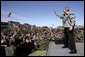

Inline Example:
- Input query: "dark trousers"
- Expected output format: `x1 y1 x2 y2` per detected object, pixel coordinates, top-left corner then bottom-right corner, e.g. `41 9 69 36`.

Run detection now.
63 27 76 51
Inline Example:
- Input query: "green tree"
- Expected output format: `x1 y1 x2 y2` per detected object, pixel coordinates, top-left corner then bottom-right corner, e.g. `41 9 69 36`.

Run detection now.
42 26 48 28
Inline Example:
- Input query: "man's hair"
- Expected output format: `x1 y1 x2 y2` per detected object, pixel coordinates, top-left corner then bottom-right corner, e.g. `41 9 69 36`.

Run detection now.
64 7 70 11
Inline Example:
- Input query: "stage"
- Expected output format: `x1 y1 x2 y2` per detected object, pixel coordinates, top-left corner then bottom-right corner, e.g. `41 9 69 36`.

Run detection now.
47 41 84 56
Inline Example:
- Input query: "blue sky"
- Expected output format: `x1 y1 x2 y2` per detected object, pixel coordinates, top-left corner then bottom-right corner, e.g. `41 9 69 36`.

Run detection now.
1 1 84 27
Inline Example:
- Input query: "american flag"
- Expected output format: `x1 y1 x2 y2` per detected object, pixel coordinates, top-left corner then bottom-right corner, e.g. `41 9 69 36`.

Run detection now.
13 24 19 28
5 12 11 19
74 25 78 29
52 24 55 28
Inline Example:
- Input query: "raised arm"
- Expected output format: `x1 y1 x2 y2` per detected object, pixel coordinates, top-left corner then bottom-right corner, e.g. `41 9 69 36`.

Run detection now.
54 8 64 19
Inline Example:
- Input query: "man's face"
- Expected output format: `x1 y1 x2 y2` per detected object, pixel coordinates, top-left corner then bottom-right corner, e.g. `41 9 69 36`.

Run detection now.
63 8 67 13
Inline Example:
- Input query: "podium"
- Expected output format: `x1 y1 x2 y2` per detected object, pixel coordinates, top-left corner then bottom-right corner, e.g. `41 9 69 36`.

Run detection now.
55 38 64 44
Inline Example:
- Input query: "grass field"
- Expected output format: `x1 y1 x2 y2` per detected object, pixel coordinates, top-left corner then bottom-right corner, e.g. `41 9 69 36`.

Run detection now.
28 50 47 56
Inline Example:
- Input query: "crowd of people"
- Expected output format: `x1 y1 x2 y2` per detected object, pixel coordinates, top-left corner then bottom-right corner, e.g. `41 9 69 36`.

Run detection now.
1 21 84 56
